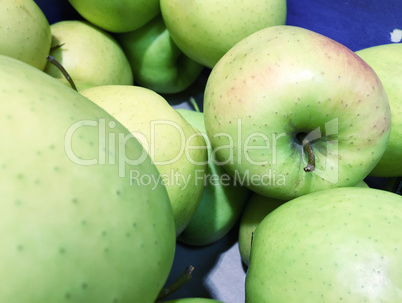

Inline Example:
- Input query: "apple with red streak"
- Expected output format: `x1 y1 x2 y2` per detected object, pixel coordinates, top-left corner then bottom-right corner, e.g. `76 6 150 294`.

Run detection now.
204 25 391 200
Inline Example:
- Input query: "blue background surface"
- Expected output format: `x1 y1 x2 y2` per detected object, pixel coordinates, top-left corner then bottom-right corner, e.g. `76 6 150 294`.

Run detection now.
286 0 402 51
35 0 402 51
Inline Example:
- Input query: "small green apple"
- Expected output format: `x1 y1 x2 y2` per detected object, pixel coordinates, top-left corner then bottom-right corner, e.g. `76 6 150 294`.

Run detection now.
44 20 133 90
67 0 160 33
245 187 402 302
0 0 51 70
80 85 208 236
117 14 204 94
204 25 391 200
0 54 175 302
356 43 402 177
160 0 286 68
176 108 250 246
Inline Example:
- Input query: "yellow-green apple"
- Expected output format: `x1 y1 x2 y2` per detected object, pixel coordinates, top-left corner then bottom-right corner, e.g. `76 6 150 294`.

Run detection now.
117 14 204 94
204 25 391 200
44 20 133 91
238 180 368 266
80 85 208 236
160 0 287 68
176 109 250 246
0 55 175 303
0 0 51 70
355 43 402 177
245 187 402 302
67 0 160 33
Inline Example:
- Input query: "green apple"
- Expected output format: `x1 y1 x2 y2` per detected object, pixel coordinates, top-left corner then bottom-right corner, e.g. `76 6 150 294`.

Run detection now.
44 20 133 91
160 0 286 68
163 299 223 303
0 0 51 70
355 43 402 177
204 25 391 200
176 108 250 246
67 0 160 33
239 180 368 266
117 14 204 94
80 85 208 236
0 55 175 302
245 187 402 302
238 192 285 266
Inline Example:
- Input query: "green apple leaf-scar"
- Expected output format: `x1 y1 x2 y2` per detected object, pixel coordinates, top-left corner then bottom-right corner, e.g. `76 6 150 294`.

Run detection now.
46 55 77 91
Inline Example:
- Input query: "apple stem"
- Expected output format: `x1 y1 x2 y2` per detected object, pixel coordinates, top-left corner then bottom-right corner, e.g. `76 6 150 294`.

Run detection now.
189 97 201 112
50 43 65 52
297 133 315 173
303 143 315 172
155 265 194 301
46 55 77 91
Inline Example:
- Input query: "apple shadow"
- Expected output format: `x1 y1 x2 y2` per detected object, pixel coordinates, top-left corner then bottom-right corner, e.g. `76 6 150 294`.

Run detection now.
160 223 240 301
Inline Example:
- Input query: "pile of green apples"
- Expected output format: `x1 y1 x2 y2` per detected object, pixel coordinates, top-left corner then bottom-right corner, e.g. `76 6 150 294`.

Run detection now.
1 0 401 302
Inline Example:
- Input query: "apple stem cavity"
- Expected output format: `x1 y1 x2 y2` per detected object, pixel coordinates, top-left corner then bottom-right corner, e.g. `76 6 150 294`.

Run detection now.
156 265 195 301
189 96 201 112
297 133 316 173
46 55 77 91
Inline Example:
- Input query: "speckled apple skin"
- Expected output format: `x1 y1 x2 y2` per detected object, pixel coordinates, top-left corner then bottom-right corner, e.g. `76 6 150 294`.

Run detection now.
81 86 208 236
356 43 402 177
239 181 367 266
160 0 287 68
245 187 402 303
0 55 175 303
204 25 391 200
0 0 51 70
